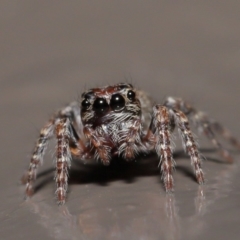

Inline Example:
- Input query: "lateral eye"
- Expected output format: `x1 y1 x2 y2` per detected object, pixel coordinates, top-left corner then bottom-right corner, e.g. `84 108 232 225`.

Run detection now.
81 99 91 110
110 94 125 111
127 90 135 100
93 98 109 113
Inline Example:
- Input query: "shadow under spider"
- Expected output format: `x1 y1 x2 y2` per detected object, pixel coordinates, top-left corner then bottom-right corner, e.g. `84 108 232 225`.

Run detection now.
32 148 232 194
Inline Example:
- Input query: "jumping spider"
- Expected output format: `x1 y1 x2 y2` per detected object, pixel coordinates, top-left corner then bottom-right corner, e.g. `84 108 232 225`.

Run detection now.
22 83 240 204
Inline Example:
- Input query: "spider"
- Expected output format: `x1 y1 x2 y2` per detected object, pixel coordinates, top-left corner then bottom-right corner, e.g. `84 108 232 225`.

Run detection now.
22 83 240 204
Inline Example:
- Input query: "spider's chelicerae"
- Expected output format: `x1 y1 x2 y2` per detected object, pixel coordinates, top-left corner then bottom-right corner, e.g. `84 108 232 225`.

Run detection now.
23 83 240 204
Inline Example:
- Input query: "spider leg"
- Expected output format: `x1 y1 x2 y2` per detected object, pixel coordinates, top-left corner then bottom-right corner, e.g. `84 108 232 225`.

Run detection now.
23 102 85 202
23 119 55 197
210 120 240 149
192 112 234 162
171 108 204 184
57 101 90 159
58 101 83 134
152 105 175 191
55 118 77 204
164 97 238 162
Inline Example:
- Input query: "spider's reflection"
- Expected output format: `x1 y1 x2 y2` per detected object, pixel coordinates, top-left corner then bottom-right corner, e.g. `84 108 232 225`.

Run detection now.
24 152 237 240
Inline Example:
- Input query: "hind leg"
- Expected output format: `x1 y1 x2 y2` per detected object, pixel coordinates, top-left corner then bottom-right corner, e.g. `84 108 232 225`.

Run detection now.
164 97 240 162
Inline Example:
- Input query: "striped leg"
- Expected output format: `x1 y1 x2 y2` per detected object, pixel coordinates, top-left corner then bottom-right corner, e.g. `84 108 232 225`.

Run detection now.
194 112 233 163
24 120 54 197
171 109 204 184
55 118 76 204
210 120 240 149
23 102 83 201
153 105 175 191
164 97 237 163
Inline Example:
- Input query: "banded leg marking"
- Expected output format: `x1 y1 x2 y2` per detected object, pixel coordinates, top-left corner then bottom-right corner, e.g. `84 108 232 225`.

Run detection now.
25 120 54 197
172 109 204 184
153 105 174 191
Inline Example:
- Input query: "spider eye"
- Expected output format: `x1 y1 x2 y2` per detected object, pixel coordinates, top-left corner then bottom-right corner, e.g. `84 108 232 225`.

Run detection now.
127 90 135 100
93 98 109 114
110 94 125 111
81 99 91 110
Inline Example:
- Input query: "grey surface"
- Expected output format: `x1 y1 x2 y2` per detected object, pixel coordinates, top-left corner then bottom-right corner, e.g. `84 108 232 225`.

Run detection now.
1 1 240 240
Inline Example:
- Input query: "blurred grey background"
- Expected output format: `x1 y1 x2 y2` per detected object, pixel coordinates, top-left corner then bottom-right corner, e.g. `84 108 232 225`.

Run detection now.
1 1 240 240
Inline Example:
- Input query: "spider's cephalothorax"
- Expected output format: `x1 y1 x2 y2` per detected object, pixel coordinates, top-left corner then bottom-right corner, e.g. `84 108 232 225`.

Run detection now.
22 83 240 204
80 83 143 164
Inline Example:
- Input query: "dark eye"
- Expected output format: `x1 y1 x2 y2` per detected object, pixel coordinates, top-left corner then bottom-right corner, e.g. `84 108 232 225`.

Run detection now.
81 99 91 110
110 94 125 111
93 98 109 113
127 90 135 100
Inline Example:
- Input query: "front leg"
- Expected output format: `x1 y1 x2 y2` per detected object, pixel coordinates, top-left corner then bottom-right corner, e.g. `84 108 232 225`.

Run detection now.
152 105 175 191
151 105 204 191
55 118 74 204
23 119 55 197
23 102 84 203
171 109 204 184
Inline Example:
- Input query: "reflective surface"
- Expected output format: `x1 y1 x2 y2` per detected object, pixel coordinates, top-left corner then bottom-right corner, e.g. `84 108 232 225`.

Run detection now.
20 159 240 240
1 1 240 240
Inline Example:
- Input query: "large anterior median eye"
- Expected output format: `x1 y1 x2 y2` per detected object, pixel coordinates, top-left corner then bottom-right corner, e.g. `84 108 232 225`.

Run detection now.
93 98 109 113
110 94 125 111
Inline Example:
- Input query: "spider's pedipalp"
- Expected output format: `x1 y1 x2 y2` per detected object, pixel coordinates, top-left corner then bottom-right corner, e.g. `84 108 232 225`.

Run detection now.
83 126 111 165
171 109 204 184
119 119 142 160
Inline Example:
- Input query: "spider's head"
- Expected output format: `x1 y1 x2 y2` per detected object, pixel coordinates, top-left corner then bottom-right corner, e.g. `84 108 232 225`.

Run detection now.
81 83 141 126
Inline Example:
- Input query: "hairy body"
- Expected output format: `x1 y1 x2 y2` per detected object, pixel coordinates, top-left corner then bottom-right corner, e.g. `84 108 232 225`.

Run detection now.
22 83 240 204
